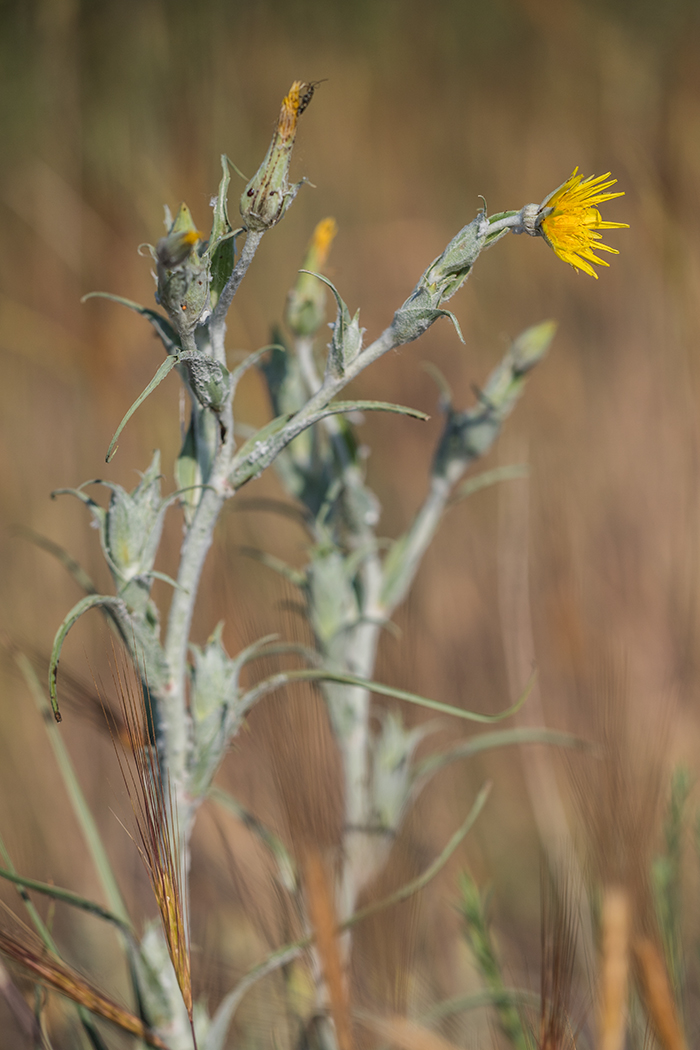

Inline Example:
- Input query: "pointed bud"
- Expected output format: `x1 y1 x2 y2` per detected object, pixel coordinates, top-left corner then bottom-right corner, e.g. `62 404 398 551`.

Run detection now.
155 203 210 334
240 81 316 232
286 217 338 336
390 216 485 345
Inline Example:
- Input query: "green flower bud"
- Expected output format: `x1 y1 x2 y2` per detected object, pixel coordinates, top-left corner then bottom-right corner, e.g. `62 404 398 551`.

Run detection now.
432 321 555 482
189 624 246 796
390 216 486 345
286 217 337 337
103 451 166 584
240 81 316 232
155 203 209 335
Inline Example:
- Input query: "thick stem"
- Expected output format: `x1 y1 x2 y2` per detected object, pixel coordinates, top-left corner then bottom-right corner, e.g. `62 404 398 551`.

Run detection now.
209 230 264 357
162 482 227 781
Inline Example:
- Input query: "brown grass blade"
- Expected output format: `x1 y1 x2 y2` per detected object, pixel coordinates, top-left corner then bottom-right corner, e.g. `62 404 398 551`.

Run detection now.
304 847 353 1050
634 937 687 1050
539 862 578 1050
0 927 169 1048
108 646 193 1020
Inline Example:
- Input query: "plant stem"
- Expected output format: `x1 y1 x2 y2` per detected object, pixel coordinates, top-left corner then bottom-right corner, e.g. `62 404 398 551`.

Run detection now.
210 230 265 356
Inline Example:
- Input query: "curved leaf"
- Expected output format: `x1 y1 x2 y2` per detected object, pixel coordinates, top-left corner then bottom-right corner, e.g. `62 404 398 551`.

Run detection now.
106 355 179 462
239 667 536 725
13 527 98 596
449 464 530 506
229 344 285 397
49 595 128 721
82 292 180 355
414 726 586 782
209 786 297 893
237 547 306 588
231 400 429 489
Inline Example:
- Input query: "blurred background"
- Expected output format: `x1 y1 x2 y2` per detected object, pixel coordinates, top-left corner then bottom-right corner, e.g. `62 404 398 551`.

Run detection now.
2 0 700 1044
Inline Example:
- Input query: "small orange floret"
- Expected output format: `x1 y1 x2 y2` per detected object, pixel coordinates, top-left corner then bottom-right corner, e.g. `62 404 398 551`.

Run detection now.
312 217 338 266
279 80 304 138
278 80 316 138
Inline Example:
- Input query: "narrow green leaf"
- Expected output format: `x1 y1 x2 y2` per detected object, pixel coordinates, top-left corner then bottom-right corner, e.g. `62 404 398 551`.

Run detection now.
237 547 306 588
12 652 131 928
209 154 232 246
49 595 128 721
450 464 530 505
346 782 491 927
81 291 180 355
312 399 428 422
229 345 284 397
106 355 178 462
209 787 297 892
239 667 536 725
13 527 99 596
422 988 540 1022
230 401 428 488
0 868 133 934
137 569 187 592
414 727 586 781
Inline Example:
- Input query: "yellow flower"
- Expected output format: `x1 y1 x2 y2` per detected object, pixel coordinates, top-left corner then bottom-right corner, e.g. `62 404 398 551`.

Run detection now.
539 169 628 278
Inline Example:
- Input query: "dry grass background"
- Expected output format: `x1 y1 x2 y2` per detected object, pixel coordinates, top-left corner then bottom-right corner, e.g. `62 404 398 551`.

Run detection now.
2 0 700 1045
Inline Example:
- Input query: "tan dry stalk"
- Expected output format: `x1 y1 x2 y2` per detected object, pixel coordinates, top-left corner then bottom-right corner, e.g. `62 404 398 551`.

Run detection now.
597 885 630 1050
303 847 353 1050
633 937 687 1050
539 863 578 1050
0 928 168 1048
109 649 193 1019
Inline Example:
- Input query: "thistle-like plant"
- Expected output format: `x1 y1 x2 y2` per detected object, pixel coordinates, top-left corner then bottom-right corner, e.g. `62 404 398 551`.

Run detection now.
1 81 628 1049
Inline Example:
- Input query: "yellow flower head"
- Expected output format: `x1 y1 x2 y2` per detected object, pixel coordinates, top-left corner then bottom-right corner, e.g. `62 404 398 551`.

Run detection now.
539 169 629 278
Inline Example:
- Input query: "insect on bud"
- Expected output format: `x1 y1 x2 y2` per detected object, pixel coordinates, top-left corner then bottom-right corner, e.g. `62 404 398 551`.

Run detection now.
240 80 317 233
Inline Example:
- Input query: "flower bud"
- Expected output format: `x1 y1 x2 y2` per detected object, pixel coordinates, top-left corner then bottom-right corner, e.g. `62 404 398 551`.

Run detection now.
189 623 246 796
286 217 337 337
155 203 210 334
103 451 166 585
240 81 316 232
390 217 485 345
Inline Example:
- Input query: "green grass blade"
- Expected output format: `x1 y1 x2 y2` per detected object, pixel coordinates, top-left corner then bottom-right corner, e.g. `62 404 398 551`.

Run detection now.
0 867 133 934
14 651 131 926
422 988 540 1022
